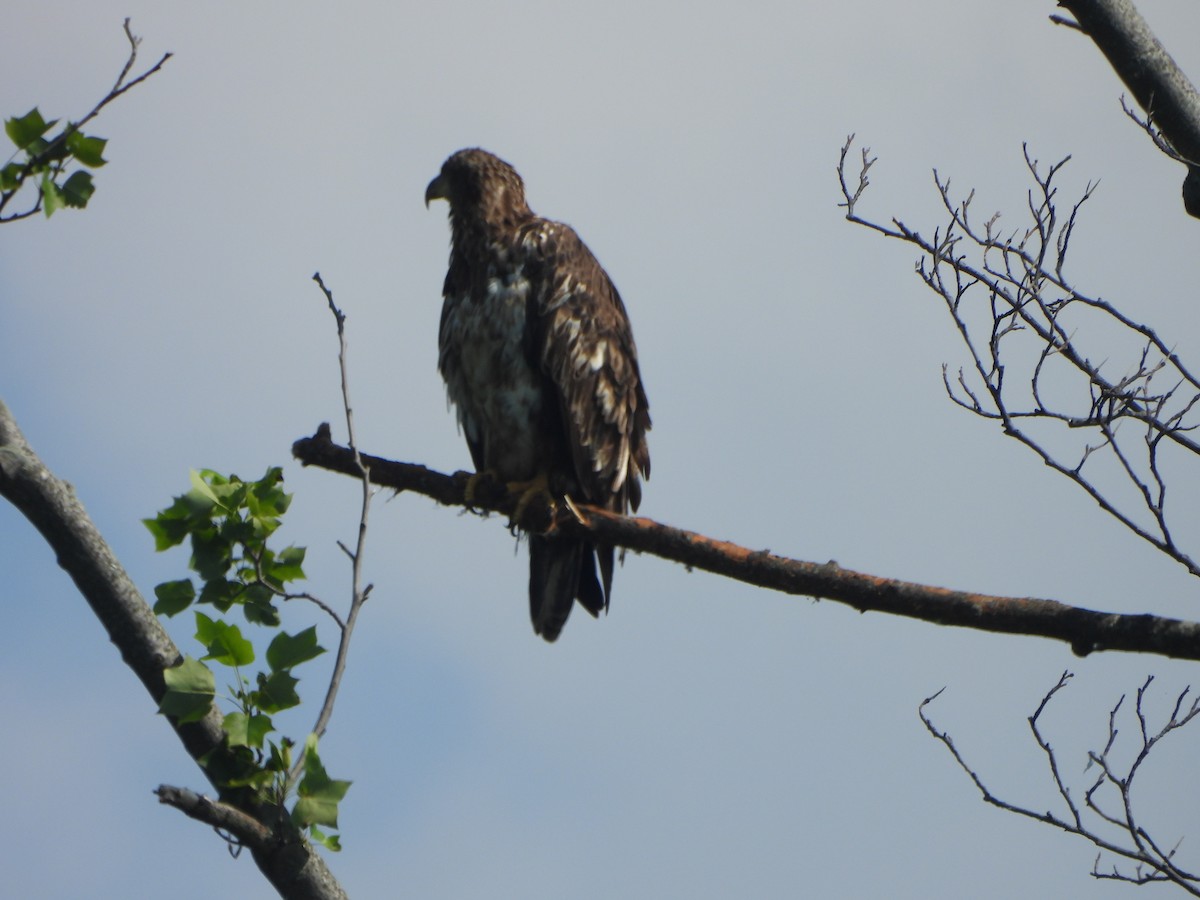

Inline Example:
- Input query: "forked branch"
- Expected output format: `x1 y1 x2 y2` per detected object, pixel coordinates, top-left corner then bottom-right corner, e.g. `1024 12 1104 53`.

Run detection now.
838 135 1200 579
922 673 1200 893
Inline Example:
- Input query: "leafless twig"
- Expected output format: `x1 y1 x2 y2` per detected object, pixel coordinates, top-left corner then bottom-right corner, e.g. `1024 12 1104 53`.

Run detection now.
301 273 375 756
921 674 1200 894
839 136 1200 579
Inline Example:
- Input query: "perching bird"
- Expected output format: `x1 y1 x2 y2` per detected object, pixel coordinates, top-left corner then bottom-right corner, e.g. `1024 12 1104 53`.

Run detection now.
426 148 650 642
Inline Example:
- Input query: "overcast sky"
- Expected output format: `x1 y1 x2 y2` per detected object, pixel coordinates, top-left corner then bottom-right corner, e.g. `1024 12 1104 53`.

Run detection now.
5 2 1200 897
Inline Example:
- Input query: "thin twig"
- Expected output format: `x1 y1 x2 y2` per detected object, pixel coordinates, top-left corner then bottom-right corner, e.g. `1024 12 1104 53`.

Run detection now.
302 273 374 757
838 138 1200 577
921 676 1200 893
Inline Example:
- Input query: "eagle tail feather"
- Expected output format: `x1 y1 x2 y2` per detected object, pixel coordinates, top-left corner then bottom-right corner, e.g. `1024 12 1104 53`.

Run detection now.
577 544 607 618
529 535 582 642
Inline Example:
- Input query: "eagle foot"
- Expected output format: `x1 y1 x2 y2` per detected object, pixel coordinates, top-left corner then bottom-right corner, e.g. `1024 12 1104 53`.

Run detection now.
507 471 557 531
463 469 499 510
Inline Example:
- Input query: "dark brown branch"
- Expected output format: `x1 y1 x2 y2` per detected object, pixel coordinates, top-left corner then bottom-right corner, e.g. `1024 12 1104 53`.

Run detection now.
0 397 346 900
1056 0 1200 216
292 425 1200 662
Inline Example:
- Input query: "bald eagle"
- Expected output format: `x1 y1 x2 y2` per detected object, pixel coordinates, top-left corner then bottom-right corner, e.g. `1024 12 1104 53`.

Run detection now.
426 148 650 642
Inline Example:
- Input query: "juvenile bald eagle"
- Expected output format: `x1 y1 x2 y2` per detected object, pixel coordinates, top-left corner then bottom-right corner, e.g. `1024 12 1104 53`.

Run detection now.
426 148 650 642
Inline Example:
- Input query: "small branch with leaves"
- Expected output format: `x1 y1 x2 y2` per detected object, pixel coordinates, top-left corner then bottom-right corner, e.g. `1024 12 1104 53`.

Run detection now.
143 273 378 854
921 673 1200 894
0 19 171 222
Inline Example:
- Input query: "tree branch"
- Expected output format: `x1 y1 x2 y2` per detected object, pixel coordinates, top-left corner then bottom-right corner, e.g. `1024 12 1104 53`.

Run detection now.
922 673 1200 893
839 138 1200 579
0 396 346 900
294 273 375 781
292 425 1200 662
1055 0 1200 216
0 19 171 222
155 784 274 852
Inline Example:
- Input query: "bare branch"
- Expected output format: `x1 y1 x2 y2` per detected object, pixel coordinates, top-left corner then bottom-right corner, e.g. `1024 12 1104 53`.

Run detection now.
292 426 1200 662
303 273 375 752
839 139 1200 578
923 676 1200 893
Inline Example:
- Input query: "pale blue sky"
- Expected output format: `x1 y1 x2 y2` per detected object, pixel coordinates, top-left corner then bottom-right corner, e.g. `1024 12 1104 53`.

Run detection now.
4 2 1200 897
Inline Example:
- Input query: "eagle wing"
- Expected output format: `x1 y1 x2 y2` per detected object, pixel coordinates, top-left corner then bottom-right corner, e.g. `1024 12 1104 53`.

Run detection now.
520 219 650 515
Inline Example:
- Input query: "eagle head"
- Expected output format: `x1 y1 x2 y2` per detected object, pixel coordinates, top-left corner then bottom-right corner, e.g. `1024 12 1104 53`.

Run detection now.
425 148 531 231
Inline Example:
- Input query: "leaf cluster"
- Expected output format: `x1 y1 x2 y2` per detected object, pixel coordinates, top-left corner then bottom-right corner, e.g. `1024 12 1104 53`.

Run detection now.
1 108 107 219
147 468 350 850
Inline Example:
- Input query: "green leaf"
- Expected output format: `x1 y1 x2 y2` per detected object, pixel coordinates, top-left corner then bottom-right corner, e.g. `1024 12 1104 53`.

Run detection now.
195 612 255 667
197 577 242 612
254 670 300 713
5 108 55 151
190 529 234 582
59 170 94 208
248 467 288 514
143 511 191 551
189 468 226 509
267 737 294 773
65 131 107 167
41 175 63 217
219 516 257 547
308 824 342 852
265 545 306 586
1 161 24 191
292 735 351 829
220 766 278 793
266 626 325 672
159 656 215 723
224 711 274 749
241 592 281 627
153 579 196 617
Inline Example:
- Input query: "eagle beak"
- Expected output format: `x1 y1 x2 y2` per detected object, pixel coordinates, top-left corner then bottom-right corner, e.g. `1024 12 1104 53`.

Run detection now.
425 173 449 208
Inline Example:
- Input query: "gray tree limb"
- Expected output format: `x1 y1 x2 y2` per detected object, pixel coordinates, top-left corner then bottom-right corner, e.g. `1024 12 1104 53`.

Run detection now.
0 397 347 900
1056 0 1200 215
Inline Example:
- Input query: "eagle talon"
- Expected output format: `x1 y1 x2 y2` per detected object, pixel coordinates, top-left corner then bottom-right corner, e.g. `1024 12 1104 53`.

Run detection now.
562 495 589 526
507 472 556 530
463 469 498 510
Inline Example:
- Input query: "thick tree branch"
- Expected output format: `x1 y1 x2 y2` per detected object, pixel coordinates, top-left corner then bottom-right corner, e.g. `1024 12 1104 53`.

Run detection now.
1055 0 1200 216
0 397 345 900
292 425 1200 662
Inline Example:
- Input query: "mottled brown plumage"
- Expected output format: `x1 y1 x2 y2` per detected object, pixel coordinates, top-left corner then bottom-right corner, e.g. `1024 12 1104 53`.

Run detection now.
426 148 650 641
